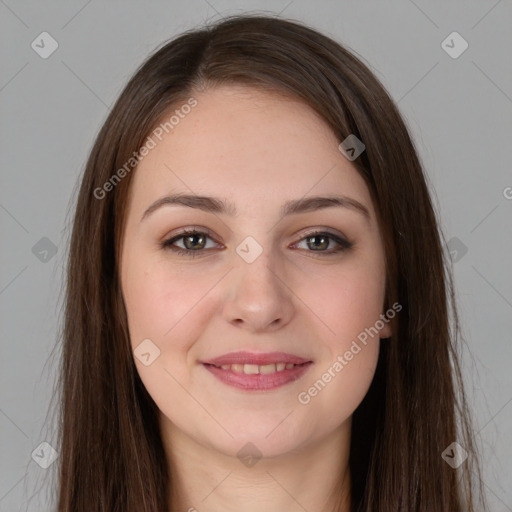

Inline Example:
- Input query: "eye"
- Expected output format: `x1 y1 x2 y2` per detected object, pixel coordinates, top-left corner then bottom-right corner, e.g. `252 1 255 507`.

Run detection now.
161 228 353 257
291 230 354 256
161 228 220 258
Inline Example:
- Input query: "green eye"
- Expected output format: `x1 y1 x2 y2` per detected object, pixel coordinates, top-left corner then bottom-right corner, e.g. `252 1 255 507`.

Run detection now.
293 231 353 254
161 229 217 258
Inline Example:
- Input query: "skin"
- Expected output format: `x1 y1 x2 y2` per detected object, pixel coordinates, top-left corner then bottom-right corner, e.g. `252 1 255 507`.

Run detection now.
120 84 391 512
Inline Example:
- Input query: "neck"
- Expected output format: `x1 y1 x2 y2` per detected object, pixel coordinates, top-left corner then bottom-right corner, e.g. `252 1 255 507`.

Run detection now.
161 416 352 512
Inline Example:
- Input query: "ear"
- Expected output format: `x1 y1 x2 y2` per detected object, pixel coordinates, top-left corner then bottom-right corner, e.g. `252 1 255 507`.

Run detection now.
379 320 392 339
380 286 393 339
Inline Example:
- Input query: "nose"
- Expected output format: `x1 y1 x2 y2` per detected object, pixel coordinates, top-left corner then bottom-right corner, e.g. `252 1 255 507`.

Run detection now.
221 250 295 333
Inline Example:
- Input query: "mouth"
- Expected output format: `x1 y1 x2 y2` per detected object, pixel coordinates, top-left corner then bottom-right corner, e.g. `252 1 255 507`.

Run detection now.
204 361 309 374
200 351 313 391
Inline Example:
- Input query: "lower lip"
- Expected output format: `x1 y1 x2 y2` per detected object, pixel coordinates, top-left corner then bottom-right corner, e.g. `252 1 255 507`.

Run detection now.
203 362 313 391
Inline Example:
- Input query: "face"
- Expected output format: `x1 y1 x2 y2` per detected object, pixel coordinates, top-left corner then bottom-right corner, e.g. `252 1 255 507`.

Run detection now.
120 84 391 460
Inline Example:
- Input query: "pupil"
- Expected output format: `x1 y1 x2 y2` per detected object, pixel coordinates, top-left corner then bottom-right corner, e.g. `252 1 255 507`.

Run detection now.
309 235 327 250
185 234 204 250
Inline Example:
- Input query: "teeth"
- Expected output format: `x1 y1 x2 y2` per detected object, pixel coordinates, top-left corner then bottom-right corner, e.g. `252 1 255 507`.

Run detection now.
216 362 302 374
244 364 259 374
259 363 276 374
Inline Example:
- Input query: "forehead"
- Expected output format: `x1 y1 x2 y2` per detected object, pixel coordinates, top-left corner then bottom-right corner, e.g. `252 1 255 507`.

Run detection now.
128 84 375 220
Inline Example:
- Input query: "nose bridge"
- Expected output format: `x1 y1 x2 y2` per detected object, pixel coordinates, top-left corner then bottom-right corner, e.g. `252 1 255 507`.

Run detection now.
233 239 284 300
223 235 293 330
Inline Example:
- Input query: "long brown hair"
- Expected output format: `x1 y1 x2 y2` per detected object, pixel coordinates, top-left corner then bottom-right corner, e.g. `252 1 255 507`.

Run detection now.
53 14 487 511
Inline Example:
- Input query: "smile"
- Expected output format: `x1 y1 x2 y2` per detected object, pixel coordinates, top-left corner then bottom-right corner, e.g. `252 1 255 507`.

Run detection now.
202 361 313 391
211 362 303 374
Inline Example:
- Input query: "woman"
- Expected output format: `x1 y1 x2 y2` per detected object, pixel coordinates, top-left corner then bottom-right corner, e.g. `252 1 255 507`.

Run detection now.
56 14 487 512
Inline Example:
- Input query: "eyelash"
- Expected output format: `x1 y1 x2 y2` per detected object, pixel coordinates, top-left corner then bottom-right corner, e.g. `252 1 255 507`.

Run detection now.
160 228 354 258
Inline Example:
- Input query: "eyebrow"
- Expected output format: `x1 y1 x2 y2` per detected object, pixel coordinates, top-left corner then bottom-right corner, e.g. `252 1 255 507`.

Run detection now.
140 193 371 224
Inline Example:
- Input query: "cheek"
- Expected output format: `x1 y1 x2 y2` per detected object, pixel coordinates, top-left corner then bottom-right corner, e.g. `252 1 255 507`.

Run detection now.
121 253 236 444
121 253 216 358
298 341 380 437
294 260 384 415
302 259 386 349
121 255 213 409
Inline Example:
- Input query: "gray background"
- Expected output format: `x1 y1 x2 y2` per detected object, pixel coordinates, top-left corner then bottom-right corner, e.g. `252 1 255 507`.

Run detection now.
1 1 511 510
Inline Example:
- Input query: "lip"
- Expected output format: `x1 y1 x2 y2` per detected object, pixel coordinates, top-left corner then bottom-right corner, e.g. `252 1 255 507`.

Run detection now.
201 351 311 366
203 362 313 391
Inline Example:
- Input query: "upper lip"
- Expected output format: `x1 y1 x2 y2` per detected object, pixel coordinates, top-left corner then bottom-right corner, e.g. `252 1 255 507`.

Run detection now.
201 351 312 366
